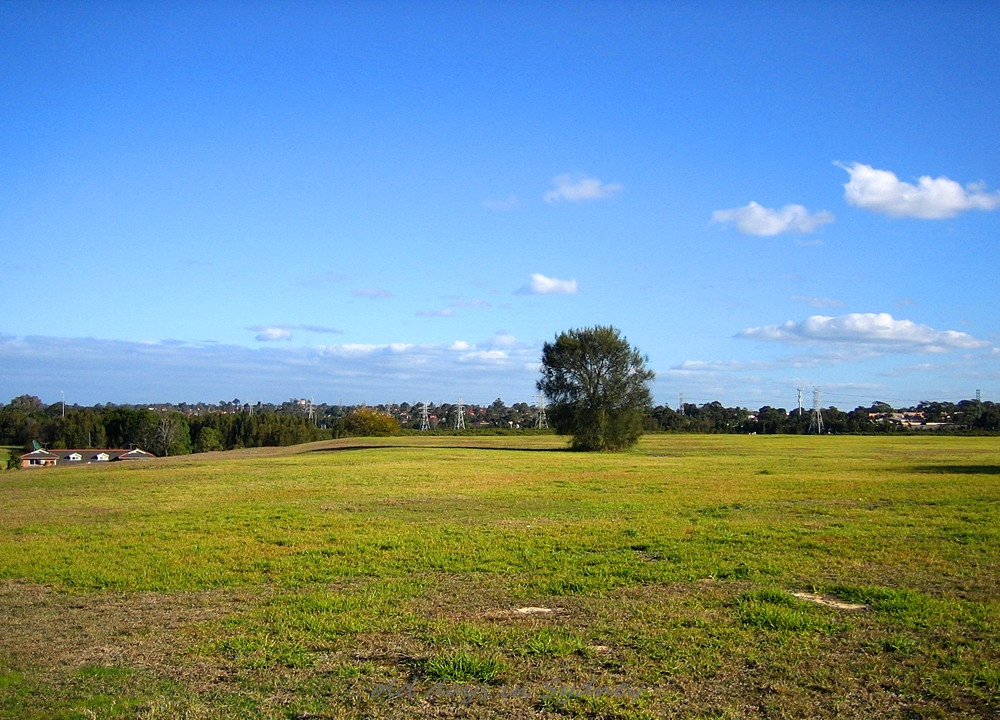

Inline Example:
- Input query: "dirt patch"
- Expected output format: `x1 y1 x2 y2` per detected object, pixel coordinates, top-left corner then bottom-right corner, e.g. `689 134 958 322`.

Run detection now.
512 607 555 615
792 592 868 611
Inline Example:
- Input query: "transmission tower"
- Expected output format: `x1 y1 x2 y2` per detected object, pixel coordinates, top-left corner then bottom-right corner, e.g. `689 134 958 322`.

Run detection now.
306 398 316 425
419 402 431 431
797 387 804 419
535 392 548 429
455 398 466 430
678 393 685 415
808 387 824 434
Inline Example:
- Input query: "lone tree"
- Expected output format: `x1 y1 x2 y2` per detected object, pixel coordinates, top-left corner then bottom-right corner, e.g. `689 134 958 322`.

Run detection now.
538 326 655 451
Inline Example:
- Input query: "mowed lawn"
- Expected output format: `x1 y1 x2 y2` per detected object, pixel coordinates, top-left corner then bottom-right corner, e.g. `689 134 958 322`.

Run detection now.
0 434 997 719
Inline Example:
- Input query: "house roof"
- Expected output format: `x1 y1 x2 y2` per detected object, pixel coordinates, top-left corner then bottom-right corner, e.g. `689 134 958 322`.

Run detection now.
19 448 156 463
20 449 59 460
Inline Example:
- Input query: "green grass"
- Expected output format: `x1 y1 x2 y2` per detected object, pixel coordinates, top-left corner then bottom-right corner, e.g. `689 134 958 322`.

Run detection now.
0 434 998 718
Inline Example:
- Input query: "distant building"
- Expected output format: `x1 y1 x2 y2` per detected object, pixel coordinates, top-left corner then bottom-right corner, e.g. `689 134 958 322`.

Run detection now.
18 447 155 468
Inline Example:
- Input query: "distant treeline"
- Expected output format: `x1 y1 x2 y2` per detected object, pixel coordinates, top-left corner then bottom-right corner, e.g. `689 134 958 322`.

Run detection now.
647 400 1000 435
2 395 997 458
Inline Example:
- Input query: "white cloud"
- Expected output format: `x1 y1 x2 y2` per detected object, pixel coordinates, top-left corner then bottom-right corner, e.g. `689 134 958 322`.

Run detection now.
250 324 342 341
491 331 519 348
711 202 834 236
254 327 292 342
0 334 543 405
459 350 508 363
518 273 579 295
416 309 456 317
739 313 989 353
837 162 1000 218
544 174 622 203
792 295 845 308
673 359 775 372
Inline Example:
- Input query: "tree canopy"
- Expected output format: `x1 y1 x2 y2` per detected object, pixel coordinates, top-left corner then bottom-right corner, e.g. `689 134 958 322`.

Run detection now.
538 326 655 451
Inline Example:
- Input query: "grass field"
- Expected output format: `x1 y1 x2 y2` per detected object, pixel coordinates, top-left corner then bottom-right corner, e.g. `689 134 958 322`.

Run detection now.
1 434 998 719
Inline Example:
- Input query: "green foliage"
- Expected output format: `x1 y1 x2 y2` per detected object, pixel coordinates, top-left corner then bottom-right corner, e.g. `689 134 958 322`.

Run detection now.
735 589 835 633
522 627 588 657
538 326 654 451
424 650 506 682
193 426 224 453
339 407 402 437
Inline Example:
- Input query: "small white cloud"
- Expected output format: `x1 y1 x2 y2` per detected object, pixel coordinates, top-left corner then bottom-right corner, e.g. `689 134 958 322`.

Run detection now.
739 312 989 353
460 350 508 363
254 327 293 342
518 273 578 295
673 359 775 372
712 202 834 236
449 341 472 351
250 324 341 340
792 295 845 308
491 332 519 348
352 288 394 299
483 194 519 211
544 174 622 203
416 309 456 317
837 162 1000 218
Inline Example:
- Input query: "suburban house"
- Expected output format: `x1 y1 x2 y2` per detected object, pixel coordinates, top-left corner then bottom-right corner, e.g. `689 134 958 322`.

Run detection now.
18 448 156 468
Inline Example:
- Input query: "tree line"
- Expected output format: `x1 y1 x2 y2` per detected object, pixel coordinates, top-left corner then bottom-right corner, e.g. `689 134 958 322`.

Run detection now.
2 391 997 461
0 395 546 458
647 399 1000 434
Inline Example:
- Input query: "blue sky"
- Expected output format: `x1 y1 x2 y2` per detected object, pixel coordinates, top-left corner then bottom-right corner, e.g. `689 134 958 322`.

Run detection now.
2 1 999 409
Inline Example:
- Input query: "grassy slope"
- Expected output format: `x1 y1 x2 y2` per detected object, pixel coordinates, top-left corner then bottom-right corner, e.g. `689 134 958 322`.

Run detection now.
0 434 997 718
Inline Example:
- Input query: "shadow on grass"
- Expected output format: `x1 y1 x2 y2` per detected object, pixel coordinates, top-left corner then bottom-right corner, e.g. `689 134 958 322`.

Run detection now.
306 443 571 454
910 465 1000 475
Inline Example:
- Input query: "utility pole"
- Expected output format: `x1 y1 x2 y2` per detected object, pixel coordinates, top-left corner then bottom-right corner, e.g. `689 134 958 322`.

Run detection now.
808 386 824 434
535 392 548 429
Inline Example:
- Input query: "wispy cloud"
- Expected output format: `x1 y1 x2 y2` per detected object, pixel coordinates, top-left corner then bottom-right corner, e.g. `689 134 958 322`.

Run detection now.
837 162 1000 218
482 194 519 211
517 273 579 295
712 202 834 236
792 295 845 308
416 308 456 317
249 324 343 342
544 174 622 203
0 334 542 405
739 313 988 353
352 288 394 299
